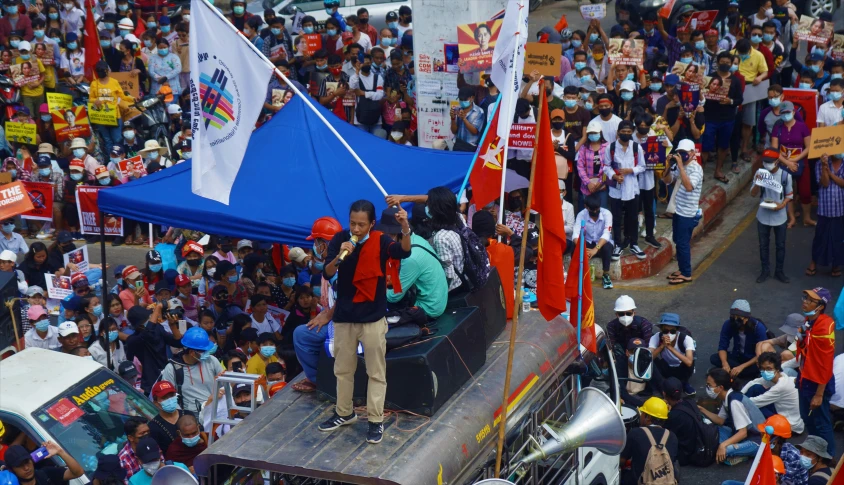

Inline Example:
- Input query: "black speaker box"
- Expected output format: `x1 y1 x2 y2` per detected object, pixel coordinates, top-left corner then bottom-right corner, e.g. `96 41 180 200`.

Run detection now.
446 269 507 348
0 271 21 350
316 306 486 416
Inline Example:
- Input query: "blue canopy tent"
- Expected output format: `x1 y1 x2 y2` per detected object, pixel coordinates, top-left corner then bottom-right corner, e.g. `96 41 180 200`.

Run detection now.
98 95 474 247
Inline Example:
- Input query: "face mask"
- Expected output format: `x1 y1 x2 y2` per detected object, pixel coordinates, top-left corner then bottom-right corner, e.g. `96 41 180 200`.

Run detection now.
35 319 50 332
650 83 662 91
619 315 633 326
149 263 162 272
618 133 632 142
830 92 843 102
227 274 238 284
730 65 738 73
92 304 103 316
6 169 16 179
760 369 776 381
585 102 593 110
589 33 598 43
326 28 337 36
182 435 201 447
390 131 403 141
459 100 471 109
588 133 601 142
765 7 773 16
832 73 843 80
782 112 794 122
160 25 170 33
48 12 58 18
628 355 635 365
767 96 782 107
679 57 692 64
763 162 776 171
572 39 582 48
3 5 14 13
551 121 565 130
694 40 705 50
800 456 814 470
33 30 44 39
580 75 591 84
232 5 244 14
282 276 295 287
667 333 677 343
561 41 570 50
620 92 633 101
119 28 131 36
108 330 118 342
38 167 50 176
116 278 123 287
73 148 85 158
302 25 314 34
625 73 634 81
0 223 13 234
579 92 589 101
39 113 53 122
147 21 156 28
313 260 324 271
705 385 718 399
143 40 152 48
637 126 650 135
158 48 169 56
762 33 774 43
592 53 604 61
148 151 159 161
97 177 110 185
573 61 587 72
123 130 135 140
799 82 812 89
204 342 218 358
117 3 127 10
803 306 821 318
809 64 821 73
388 21 397 29
750 35 762 43
598 107 612 117
70 173 82 181
260 345 276 357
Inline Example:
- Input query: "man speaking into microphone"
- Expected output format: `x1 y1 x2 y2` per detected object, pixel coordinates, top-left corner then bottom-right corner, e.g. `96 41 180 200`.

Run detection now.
319 199 412 444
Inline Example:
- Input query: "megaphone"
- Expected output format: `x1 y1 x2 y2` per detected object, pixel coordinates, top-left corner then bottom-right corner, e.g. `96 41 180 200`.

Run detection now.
151 465 199 485
520 387 626 465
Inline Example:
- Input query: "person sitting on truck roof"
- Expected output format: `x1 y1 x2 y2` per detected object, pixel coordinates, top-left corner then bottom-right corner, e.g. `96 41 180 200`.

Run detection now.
709 299 767 381
3 441 84 485
124 304 184 395
622 338 656 408
127 436 190 485
245 332 280 377
471 209 515 319
607 295 653 362
118 418 160 481
56 320 81 354
620 397 678 485
649 312 696 397
23 305 59 350
147 380 196 455
160 327 224 414
163 414 207 472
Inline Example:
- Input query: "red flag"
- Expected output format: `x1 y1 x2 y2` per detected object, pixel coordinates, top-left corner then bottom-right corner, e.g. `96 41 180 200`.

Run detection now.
564 239 597 353
531 89 567 322
83 0 102 81
746 441 777 485
827 454 844 485
469 107 504 209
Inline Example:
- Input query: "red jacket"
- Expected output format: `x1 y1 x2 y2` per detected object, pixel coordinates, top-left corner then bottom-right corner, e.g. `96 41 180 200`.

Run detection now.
797 313 835 386
0 14 32 45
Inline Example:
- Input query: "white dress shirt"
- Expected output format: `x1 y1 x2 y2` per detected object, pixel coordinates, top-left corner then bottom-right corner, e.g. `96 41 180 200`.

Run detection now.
573 208 613 245
602 140 646 201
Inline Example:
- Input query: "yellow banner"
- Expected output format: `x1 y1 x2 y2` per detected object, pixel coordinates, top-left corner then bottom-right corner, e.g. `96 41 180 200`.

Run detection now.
5 121 37 144
46 92 72 111
87 102 118 126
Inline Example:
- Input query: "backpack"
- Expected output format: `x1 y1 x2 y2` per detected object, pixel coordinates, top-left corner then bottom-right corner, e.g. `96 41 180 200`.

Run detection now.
454 226 491 292
675 401 719 467
639 427 678 485
355 72 382 125
607 140 640 188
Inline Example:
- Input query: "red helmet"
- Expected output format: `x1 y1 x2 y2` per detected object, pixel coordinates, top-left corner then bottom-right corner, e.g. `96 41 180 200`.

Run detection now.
307 216 342 241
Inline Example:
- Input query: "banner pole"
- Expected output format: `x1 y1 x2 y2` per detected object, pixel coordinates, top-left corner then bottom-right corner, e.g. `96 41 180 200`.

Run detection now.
99 210 111 371
576 220 585 391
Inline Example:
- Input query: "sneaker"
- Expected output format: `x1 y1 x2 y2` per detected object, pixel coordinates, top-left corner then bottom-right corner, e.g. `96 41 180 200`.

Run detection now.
366 421 384 444
774 272 790 284
724 456 749 466
602 274 613 289
318 412 358 432
756 270 770 283
683 383 696 397
71 231 85 240
644 236 662 249
611 246 623 261
629 245 646 260
111 237 124 247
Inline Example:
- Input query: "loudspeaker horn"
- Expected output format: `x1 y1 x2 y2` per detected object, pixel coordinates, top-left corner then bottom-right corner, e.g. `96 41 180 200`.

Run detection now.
151 465 199 485
520 387 626 465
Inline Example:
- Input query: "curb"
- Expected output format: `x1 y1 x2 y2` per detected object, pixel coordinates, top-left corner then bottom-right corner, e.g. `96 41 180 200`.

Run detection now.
610 162 755 281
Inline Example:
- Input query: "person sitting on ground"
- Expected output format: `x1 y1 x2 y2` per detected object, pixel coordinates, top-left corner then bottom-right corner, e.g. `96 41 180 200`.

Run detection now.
649 312 695 396
756 313 802 365
163 414 207 472
619 397 678 485
663 377 705 466
741 351 804 433
606 295 653 362
710 299 768 380
798 436 833 485
23 305 59 350
573 192 616 289
246 332 280 377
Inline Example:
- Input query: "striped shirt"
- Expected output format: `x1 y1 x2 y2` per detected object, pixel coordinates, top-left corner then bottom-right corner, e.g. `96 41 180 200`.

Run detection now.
670 160 704 218
816 160 844 218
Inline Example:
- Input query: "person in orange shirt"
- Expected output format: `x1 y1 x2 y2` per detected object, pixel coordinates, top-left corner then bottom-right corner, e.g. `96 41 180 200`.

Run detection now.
472 210 515 319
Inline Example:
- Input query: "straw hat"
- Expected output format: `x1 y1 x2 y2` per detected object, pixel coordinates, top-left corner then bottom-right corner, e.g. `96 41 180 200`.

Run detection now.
139 140 167 155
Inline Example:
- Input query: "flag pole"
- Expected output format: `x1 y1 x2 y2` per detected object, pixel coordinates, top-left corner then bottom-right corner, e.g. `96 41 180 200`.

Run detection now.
494 88 545 479
194 0 389 197
576 219 585 391
456 97 502 204
826 451 844 485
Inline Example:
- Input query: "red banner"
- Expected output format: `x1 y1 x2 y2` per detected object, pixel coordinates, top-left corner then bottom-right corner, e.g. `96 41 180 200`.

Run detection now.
0 181 35 220
21 181 54 221
76 186 123 236
685 10 718 32
508 123 537 149
783 88 819 130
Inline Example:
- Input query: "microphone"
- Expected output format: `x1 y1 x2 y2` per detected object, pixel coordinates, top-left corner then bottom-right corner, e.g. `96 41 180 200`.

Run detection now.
337 235 358 265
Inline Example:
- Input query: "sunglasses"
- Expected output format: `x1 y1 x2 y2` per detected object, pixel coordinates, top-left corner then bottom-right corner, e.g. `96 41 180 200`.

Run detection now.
661 328 677 334
616 311 634 317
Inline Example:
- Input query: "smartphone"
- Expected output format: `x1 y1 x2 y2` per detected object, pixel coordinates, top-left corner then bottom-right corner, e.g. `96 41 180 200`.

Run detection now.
135 281 143 289
178 319 187 334
232 361 243 372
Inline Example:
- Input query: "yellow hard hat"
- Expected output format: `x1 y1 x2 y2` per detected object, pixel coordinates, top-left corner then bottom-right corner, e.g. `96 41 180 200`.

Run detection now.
0 420 5 439
638 397 669 420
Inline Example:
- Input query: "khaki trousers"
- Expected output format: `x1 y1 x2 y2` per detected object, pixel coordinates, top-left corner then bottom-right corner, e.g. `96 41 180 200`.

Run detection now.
333 318 388 422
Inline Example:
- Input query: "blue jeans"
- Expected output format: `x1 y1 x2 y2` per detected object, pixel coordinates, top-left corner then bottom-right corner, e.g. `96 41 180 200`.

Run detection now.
744 383 777 418
799 389 835 456
718 425 760 457
94 119 123 153
672 214 696 277
293 323 328 382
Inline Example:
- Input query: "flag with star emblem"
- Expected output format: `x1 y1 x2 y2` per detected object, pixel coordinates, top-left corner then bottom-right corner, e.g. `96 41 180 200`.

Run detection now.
469 106 504 209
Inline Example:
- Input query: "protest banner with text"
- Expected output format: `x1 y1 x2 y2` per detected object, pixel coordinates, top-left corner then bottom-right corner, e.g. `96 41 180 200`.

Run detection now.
20 181 53 221
76 186 123 236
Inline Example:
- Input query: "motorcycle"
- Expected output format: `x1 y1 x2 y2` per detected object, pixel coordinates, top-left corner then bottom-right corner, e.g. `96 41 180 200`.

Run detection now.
128 93 173 158
0 73 21 123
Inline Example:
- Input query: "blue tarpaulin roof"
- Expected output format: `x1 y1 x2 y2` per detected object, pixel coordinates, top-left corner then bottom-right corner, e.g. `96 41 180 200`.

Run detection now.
98 95 474 247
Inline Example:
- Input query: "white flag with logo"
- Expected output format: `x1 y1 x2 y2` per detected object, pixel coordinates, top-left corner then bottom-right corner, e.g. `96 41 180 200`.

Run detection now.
490 0 529 139
190 0 274 205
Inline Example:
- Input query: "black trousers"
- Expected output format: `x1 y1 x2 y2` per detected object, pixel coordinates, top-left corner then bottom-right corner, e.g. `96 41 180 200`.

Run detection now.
639 187 655 239
585 240 614 272
610 195 640 246
758 220 787 274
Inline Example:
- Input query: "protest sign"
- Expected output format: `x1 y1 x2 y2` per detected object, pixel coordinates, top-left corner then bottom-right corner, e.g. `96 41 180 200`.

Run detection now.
267 305 289 324
644 136 667 170
832 34 844 60
52 106 91 142
704 76 731 101
20 181 53 221
685 10 718 31
0 181 34 220
45 273 72 299
9 63 40 87
5 121 36 145
63 245 89 273
302 33 322 55
659 0 676 18
783 88 818 129
524 42 562 77
808 125 844 159
291 9 305 34
671 61 704 85
743 79 770 105
33 42 54 66
444 44 459 73
508 123 537 149
87 102 118 126
457 20 502 73
271 88 295 110
795 15 833 43
76 186 123 236
579 3 606 20
417 53 433 74
46 93 72 111
112 71 139 99
609 39 644 67
754 168 783 194
117 155 145 182
679 82 700 113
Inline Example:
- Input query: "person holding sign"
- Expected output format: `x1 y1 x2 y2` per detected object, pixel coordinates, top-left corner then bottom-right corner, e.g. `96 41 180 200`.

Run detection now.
788 40 827 91
751 149 793 283
90 60 129 152
807 154 844 278
15 41 46 118
817 78 843 128
703 52 744 183
733 38 769 163
770 101 812 227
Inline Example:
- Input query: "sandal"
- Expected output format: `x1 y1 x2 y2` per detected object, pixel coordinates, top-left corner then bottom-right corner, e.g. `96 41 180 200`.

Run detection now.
832 268 842 278
666 271 682 279
658 213 673 219
714 174 729 184
731 162 741 174
805 266 817 276
668 276 693 285
291 380 317 393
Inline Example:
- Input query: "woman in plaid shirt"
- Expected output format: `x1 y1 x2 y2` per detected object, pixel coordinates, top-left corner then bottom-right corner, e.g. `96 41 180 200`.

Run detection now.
576 121 610 213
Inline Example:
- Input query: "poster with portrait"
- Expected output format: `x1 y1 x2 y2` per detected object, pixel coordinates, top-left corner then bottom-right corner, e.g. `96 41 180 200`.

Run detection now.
795 15 833 44
644 136 667 170
832 34 844 60
32 42 54 66
679 82 700 113
608 39 644 67
117 155 145 182
456 20 502 73
271 88 295 110
684 10 718 32
51 105 91 142
45 273 72 299
444 44 459 73
9 62 40 87
703 76 731 101
671 61 704 86
62 245 89 273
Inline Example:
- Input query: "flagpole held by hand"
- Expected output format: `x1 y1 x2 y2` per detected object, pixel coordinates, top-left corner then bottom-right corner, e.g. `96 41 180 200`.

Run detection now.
457 97 502 204
576 219 585 391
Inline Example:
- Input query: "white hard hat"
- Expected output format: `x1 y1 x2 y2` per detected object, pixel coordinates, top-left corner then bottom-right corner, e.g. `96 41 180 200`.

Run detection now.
118 18 134 30
614 295 636 312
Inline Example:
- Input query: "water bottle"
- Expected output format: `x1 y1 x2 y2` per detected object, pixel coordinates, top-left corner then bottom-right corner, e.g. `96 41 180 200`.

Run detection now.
589 261 597 281
522 291 531 313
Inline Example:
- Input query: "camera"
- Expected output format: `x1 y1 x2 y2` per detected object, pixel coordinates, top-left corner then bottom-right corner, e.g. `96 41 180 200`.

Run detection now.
669 153 680 169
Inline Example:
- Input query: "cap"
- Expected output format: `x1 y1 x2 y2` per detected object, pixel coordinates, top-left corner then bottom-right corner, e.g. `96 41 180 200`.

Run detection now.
127 306 152 327
25 285 44 297
17 40 31 51
145 250 162 264
62 295 83 312
658 312 681 326
797 436 833 460
779 101 794 113
65 32 78 42
627 337 647 350
27 304 46 321
780 313 804 336
135 436 161 463
550 108 565 120
154 280 171 294
236 239 252 250
57 231 73 244
110 145 125 157
664 73 680 86
240 327 259 342
69 158 85 171
70 272 88 287
175 274 191 287
679 42 694 54
122 265 141 280
159 15 171 25
152 380 177 399
167 104 182 115
375 207 402 234
182 240 203 257
3 445 32 467
58 320 79 336
94 166 109 179
288 247 307 264
677 139 695 152
614 295 636 312
98 29 112 39
117 360 137 380
36 154 51 167
166 297 184 311
93 454 127 480
386 11 398 20
730 299 752 317
586 120 602 134
804 287 831 306
0 249 15 262
38 103 49 114
663 377 684 400
762 149 780 162
809 52 825 62
619 80 636 92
